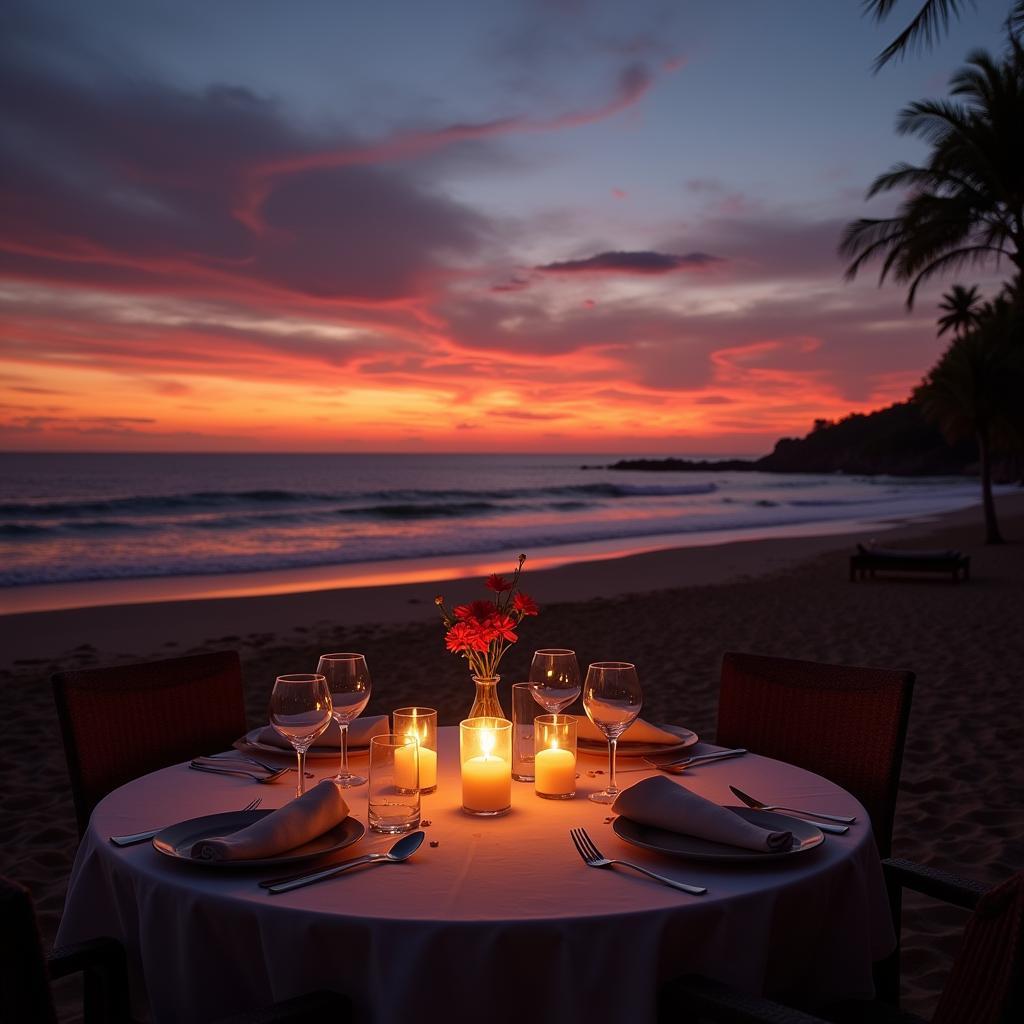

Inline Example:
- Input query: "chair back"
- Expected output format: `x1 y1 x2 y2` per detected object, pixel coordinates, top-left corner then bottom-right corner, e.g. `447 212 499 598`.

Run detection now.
934 871 1024 1024
53 650 247 834
0 877 58 1024
716 651 914 857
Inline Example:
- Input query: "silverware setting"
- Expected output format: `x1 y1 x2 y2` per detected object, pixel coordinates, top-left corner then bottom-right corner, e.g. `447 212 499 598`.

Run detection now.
262 830 426 894
189 760 291 784
613 748 747 775
729 786 851 834
195 757 313 778
109 796 263 847
204 752 315 778
569 827 707 895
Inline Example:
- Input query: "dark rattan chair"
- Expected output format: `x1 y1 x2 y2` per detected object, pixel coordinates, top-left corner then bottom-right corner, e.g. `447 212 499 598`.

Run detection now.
717 652 915 858
658 860 1024 1024
53 651 248 835
2 875 352 1024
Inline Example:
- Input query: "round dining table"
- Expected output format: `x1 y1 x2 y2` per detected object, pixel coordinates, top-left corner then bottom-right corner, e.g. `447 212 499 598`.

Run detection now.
57 727 895 1024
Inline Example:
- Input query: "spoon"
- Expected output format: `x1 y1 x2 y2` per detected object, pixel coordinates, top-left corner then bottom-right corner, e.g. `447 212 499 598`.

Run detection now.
262 830 426 894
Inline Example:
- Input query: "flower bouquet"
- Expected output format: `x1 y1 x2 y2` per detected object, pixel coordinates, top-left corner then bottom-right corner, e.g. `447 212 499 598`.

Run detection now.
435 554 539 719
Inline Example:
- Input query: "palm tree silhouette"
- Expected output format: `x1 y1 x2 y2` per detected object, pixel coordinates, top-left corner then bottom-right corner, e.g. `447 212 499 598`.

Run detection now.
840 38 1024 308
937 284 983 337
915 296 1024 543
866 0 1024 71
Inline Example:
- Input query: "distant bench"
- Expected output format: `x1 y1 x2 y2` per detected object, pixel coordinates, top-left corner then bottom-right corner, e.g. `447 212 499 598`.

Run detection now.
849 544 970 583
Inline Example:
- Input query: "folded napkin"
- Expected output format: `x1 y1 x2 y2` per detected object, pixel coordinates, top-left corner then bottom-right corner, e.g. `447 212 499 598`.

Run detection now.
191 780 350 862
612 776 792 852
576 716 680 746
254 714 388 751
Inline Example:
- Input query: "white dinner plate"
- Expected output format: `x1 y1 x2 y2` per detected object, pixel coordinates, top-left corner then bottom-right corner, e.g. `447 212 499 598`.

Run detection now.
613 807 825 863
235 727 372 760
578 723 698 759
153 810 365 868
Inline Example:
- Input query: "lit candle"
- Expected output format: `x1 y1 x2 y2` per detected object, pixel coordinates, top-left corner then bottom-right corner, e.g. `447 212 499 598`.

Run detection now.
403 731 437 790
392 708 438 794
393 741 420 791
461 725 511 814
535 739 576 797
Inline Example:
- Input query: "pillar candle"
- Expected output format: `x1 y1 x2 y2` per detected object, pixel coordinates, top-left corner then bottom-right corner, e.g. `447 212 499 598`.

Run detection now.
393 742 420 791
535 745 576 796
462 753 510 812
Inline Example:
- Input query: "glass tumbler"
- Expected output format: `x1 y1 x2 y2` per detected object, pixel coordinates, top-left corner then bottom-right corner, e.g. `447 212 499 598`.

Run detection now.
511 682 543 782
368 734 421 834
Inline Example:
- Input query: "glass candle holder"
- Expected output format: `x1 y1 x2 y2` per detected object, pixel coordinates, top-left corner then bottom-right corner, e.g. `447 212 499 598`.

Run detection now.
534 714 577 799
392 707 438 793
368 734 421 834
459 717 512 817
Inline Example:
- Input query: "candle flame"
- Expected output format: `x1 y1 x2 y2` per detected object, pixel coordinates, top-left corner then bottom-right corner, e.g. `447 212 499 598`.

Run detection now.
551 738 560 751
481 728 495 759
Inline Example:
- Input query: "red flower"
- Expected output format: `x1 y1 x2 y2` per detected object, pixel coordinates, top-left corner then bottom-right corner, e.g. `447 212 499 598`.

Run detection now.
487 613 518 642
485 573 513 592
513 592 539 616
468 621 496 651
454 599 497 622
444 622 476 653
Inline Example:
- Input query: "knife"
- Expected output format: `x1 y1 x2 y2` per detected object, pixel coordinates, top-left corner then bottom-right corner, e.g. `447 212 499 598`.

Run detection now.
730 785 849 835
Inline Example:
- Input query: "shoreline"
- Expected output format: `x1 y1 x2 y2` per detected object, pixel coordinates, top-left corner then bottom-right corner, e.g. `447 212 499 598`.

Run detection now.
3 494 1019 667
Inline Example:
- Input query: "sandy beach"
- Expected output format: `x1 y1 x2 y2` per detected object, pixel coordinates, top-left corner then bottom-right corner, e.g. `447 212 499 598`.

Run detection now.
3 494 1023 1020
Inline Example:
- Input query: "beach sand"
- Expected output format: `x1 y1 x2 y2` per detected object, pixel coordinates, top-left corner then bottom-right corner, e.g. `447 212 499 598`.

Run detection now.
3 494 1022 1021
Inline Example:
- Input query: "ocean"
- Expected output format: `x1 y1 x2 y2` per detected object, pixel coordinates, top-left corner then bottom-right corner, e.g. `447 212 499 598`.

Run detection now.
0 452 995 596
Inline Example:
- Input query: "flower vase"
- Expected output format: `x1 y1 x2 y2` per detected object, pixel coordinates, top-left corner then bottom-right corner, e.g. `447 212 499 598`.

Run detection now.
469 675 505 720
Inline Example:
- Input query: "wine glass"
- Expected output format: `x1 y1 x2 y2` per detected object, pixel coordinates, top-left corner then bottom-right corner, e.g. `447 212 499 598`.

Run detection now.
316 653 372 788
528 649 581 714
583 661 642 805
269 673 332 798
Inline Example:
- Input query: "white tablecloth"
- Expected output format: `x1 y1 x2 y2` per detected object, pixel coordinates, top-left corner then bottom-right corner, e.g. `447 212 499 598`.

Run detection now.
57 728 894 1024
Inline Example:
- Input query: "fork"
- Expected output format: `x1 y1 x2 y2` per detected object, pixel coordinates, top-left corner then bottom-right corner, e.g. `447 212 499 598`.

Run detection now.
198 754 314 778
109 796 262 847
616 748 747 774
188 761 290 784
569 827 707 895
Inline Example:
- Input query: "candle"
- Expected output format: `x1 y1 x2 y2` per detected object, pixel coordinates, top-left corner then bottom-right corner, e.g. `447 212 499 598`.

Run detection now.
533 713 577 799
535 741 576 797
463 751 510 812
395 735 436 791
392 708 438 793
393 741 420 791
460 718 512 816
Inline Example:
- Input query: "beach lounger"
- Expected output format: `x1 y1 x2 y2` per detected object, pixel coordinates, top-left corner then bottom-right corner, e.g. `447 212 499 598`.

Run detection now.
850 543 970 582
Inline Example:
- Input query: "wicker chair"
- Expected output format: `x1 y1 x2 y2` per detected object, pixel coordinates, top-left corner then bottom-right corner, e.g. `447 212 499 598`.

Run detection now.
658 861 1024 1024
716 652 915 858
1 876 351 1024
53 651 248 835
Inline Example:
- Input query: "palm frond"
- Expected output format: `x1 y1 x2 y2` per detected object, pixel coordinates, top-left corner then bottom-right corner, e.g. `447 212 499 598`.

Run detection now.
870 0 971 73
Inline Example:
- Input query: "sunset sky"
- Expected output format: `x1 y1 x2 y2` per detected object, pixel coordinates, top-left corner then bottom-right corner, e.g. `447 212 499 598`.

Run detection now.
0 0 1012 454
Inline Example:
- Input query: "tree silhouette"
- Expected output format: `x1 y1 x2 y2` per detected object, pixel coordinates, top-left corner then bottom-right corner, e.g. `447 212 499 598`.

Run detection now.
915 296 1024 542
866 0 1024 71
937 284 983 337
840 38 1024 308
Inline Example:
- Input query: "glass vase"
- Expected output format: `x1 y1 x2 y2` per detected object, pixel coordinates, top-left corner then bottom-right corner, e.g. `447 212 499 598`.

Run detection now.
469 675 505 720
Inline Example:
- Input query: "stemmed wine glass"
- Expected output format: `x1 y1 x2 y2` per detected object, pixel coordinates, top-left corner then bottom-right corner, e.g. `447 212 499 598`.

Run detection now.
316 653 372 788
583 661 642 805
528 649 581 713
269 673 333 798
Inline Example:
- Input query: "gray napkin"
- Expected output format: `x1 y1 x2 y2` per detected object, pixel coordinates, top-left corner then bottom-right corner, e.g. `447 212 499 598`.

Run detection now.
191 780 350 862
612 776 792 852
254 714 388 751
